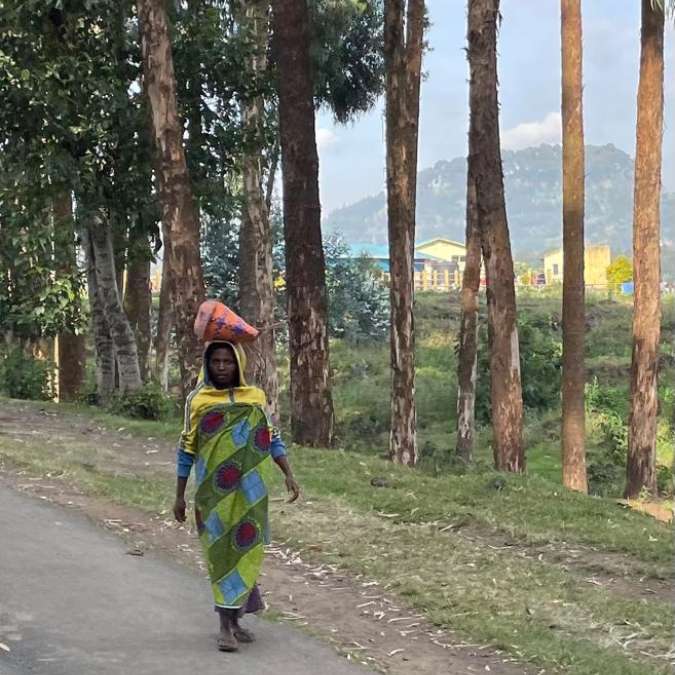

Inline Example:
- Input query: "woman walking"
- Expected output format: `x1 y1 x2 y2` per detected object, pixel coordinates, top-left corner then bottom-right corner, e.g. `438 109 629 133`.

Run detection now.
173 340 300 652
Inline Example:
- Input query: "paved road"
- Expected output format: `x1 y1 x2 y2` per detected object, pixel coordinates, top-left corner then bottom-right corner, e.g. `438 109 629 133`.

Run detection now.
0 487 366 675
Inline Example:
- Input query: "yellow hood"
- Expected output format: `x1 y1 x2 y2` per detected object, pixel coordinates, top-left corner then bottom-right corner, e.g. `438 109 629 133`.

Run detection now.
198 341 266 407
200 341 249 387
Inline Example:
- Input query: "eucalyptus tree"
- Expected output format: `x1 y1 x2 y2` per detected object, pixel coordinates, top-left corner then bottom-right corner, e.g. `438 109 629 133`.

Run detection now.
137 0 206 396
383 0 425 466
272 0 335 446
467 0 524 472
0 0 151 395
626 0 671 498
561 0 587 492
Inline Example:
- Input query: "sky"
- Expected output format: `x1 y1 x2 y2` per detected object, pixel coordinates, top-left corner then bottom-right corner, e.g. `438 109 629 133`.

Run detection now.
315 0 675 216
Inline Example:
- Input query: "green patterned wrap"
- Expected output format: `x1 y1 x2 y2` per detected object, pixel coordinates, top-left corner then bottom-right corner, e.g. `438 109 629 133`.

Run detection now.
193 402 273 609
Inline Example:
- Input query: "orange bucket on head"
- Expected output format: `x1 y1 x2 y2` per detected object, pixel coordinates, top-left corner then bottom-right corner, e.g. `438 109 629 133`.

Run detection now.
194 299 259 345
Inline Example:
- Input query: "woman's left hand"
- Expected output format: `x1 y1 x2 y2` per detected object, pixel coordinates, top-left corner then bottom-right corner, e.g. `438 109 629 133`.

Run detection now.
285 476 301 503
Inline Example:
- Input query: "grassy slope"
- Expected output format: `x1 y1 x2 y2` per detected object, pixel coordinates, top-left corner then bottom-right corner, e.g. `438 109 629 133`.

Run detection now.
0 398 672 675
2 293 673 674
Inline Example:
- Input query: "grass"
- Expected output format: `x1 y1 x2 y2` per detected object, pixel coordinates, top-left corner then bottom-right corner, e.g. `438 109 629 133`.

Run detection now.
1 293 673 673
0 417 672 675
272 484 672 675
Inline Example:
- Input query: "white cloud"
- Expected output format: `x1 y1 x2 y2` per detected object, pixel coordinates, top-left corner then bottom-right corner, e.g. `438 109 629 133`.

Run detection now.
501 112 562 151
316 127 338 152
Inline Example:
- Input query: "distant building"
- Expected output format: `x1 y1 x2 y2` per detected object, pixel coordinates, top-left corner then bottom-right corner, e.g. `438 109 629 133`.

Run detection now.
350 237 467 291
415 238 467 272
543 244 611 287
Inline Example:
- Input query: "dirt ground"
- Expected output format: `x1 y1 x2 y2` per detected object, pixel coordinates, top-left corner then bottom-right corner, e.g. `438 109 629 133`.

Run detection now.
0 400 536 675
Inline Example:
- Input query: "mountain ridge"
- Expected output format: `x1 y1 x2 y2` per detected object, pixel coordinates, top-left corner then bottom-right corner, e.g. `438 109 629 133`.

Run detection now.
324 143 675 275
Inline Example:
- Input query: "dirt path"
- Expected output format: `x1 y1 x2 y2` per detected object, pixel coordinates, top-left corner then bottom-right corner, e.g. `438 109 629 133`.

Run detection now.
0 400 533 675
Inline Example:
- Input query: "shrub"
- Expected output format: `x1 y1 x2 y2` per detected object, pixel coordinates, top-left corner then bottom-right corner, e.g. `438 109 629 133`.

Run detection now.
0 347 53 400
324 235 389 343
656 465 673 498
586 379 628 463
108 381 172 420
586 456 623 497
474 314 562 425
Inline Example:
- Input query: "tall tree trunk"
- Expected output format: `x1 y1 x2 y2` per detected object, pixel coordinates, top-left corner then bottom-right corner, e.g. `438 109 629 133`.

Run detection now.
560 0 587 493
153 221 173 391
265 139 280 214
272 0 334 446
124 229 152 381
626 0 665 499
384 0 425 466
455 177 481 463
238 0 278 416
185 0 205 214
82 215 142 393
84 229 115 402
468 0 524 472
113 221 128 300
53 190 85 401
137 0 205 398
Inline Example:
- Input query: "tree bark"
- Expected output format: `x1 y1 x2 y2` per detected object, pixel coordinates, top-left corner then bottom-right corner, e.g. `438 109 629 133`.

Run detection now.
83 228 115 402
53 190 85 402
265 139 280 214
137 0 205 398
83 215 142 393
238 0 279 416
560 0 587 493
468 0 524 472
626 0 664 499
455 177 481 463
113 222 128 300
153 220 173 391
272 0 334 447
185 0 205 212
124 230 152 381
384 0 425 466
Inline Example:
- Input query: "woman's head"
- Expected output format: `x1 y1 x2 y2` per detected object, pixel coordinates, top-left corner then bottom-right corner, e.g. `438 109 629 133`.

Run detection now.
205 342 240 388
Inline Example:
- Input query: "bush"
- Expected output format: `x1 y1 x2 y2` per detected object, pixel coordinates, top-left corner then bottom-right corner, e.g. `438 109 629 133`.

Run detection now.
656 465 673 498
474 314 562 425
108 382 172 420
324 235 389 343
586 457 622 497
586 379 628 463
0 347 53 400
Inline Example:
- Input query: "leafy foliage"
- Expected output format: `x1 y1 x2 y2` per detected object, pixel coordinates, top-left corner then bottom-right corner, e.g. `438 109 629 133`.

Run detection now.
474 313 563 425
0 0 156 339
310 0 385 122
0 347 54 401
108 381 172 420
324 235 389 342
201 215 242 310
606 255 633 290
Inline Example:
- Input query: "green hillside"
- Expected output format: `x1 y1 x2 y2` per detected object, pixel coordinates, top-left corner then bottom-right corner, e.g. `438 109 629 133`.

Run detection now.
325 144 675 277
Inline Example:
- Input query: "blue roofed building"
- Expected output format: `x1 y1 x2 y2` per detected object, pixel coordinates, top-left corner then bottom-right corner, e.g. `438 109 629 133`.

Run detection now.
348 238 466 291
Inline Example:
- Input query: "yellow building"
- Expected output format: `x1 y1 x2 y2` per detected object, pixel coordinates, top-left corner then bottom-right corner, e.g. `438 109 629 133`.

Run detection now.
543 244 611 287
350 238 468 291
415 238 467 271
414 238 467 290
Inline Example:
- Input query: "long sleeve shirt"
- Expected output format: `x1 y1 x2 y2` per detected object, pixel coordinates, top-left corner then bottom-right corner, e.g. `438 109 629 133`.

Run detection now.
176 429 287 478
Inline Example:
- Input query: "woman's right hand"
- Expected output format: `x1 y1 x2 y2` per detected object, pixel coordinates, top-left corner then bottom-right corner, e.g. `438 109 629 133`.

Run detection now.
173 496 187 522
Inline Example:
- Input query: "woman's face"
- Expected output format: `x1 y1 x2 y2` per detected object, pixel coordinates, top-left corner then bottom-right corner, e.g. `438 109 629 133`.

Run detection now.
207 346 238 388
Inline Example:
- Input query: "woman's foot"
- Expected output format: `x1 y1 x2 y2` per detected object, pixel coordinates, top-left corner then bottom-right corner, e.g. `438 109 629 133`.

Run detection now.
217 627 238 652
233 624 255 643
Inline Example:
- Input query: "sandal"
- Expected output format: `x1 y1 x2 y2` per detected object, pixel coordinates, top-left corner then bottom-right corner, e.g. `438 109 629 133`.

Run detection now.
233 626 255 643
217 631 239 652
